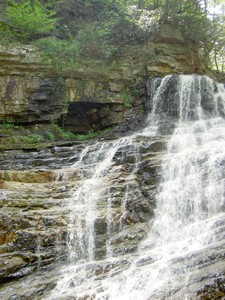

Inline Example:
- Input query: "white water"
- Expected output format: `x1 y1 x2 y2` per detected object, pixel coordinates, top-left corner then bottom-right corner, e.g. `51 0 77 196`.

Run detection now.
47 135 142 299
98 76 225 299
55 139 139 263
47 75 225 300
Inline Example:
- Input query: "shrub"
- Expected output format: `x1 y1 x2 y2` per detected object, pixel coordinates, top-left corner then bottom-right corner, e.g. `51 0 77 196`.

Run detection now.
52 125 101 140
1 0 58 41
74 21 118 60
22 134 42 144
33 37 77 69
1 122 19 130
122 92 133 108
45 131 55 141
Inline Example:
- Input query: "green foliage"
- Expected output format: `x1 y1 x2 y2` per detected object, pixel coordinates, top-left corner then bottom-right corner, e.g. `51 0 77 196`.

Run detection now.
84 0 118 10
52 125 101 140
0 20 14 42
122 92 133 108
33 37 77 69
142 0 225 72
22 134 42 144
74 130 102 141
45 131 55 141
74 8 152 61
165 0 209 43
75 0 214 62
1 122 19 130
0 122 106 150
204 2 225 72
0 122 105 151
74 19 118 60
13 134 43 145
0 0 59 41
0 0 224 73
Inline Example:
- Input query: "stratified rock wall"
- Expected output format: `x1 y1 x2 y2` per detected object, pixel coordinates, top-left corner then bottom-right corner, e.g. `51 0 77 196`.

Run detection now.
0 45 67 123
1 75 225 300
0 136 165 283
0 25 205 132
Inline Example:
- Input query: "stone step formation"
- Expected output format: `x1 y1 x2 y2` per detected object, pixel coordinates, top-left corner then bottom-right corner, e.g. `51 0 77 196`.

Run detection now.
1 75 225 300
0 134 166 296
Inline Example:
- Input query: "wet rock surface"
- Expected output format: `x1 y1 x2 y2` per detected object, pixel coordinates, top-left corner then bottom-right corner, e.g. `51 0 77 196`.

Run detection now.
0 144 84 170
1 75 225 300
0 133 166 297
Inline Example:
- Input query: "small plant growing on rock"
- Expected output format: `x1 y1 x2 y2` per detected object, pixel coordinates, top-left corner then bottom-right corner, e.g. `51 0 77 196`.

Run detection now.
45 131 55 141
52 125 101 140
23 134 42 144
122 92 133 108
1 122 19 130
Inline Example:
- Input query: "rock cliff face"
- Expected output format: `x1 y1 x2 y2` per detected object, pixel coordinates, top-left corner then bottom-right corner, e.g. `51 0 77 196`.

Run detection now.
0 25 204 133
60 24 205 133
0 24 218 299
0 135 165 288
0 45 66 124
1 75 225 300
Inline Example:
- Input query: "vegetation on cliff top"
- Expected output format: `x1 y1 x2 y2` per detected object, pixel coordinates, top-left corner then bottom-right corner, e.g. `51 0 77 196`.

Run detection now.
1 0 59 40
0 0 224 72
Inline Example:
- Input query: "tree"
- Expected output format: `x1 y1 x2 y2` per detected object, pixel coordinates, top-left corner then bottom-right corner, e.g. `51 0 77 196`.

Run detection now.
1 0 59 41
207 1 225 72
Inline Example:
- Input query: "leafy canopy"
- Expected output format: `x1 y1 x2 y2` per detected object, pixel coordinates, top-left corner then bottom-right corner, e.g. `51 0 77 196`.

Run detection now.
83 0 225 71
1 0 59 41
0 0 224 72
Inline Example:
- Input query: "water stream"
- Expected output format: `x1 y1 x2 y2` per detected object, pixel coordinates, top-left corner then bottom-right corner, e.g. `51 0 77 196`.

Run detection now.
1 74 224 300
97 75 225 299
44 75 225 299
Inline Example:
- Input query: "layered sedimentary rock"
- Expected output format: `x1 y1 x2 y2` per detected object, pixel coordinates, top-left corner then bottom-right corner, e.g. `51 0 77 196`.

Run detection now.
0 25 204 133
0 45 66 123
0 135 165 287
1 75 225 300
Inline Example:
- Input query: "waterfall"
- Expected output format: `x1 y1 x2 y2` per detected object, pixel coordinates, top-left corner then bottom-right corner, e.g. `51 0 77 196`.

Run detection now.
147 75 225 244
46 74 225 300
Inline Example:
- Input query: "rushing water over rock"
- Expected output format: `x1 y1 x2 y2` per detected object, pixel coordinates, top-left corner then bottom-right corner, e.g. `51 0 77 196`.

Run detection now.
1 75 225 300
43 75 225 300
97 75 225 300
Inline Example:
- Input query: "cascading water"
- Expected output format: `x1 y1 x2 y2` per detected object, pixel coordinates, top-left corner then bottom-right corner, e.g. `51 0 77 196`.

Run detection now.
46 134 145 299
97 75 225 300
2 74 224 300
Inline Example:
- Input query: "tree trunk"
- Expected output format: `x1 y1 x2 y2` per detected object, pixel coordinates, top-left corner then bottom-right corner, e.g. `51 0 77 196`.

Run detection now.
214 49 219 72
162 0 169 22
